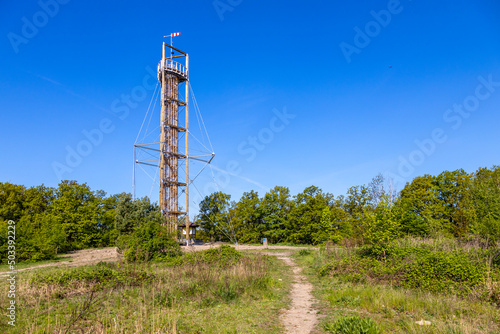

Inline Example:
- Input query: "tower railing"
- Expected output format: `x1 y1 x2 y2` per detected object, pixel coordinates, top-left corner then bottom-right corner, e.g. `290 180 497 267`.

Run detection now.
158 59 188 80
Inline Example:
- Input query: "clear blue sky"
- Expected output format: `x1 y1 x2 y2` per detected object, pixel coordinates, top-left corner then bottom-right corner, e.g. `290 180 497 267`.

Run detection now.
1 0 500 212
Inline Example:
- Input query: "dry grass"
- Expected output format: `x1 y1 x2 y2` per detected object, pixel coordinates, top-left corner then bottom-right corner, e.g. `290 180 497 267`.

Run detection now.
0 250 291 333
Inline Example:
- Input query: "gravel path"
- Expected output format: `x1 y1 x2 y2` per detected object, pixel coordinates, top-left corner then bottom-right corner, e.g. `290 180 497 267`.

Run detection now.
0 247 119 277
271 252 318 334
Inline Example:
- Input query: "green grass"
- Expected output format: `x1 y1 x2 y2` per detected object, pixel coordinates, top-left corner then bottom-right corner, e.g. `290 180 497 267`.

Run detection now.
0 248 293 333
0 255 71 273
269 242 312 247
324 315 380 334
294 240 500 334
250 248 299 253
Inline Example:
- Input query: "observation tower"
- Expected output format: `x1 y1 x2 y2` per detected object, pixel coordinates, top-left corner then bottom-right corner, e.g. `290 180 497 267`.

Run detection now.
157 42 190 238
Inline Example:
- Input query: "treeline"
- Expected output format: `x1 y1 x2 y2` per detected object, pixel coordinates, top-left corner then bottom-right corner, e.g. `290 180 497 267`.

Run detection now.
1 165 499 262
0 181 170 262
196 166 500 245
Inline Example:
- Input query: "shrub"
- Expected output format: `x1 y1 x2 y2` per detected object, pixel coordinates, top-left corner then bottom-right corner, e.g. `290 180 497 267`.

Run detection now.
492 249 500 268
363 198 400 258
403 250 485 294
324 315 380 334
202 245 241 266
298 249 312 256
30 262 154 288
319 238 499 301
319 263 334 277
117 220 181 262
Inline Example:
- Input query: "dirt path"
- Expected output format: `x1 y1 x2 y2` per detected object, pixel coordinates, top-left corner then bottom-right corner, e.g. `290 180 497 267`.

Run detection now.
0 247 119 277
271 252 318 334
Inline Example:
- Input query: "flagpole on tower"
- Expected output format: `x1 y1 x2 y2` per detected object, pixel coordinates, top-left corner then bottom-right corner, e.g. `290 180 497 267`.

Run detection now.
163 32 181 59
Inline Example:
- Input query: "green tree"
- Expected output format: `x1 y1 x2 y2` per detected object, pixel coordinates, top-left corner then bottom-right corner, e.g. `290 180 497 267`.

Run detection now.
0 181 121 263
368 173 398 207
313 207 332 244
396 175 448 236
198 192 233 242
363 196 400 257
344 185 372 238
0 182 26 222
233 190 262 243
288 186 333 244
261 186 292 243
328 197 351 243
1 183 69 261
470 166 500 241
50 181 113 249
434 169 474 237
114 194 161 235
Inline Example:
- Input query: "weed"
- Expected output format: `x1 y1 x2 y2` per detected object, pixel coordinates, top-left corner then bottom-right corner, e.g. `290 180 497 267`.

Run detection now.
330 295 361 307
324 315 380 334
298 249 312 256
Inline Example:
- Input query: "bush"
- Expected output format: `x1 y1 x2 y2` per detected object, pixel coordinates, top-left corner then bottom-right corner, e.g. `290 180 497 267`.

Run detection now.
404 250 485 294
324 315 380 334
31 262 155 288
172 245 242 267
319 238 499 302
117 220 181 262
202 245 241 266
298 249 312 256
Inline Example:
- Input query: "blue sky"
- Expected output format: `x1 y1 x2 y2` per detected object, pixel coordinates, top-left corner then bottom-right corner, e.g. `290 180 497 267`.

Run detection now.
1 0 500 213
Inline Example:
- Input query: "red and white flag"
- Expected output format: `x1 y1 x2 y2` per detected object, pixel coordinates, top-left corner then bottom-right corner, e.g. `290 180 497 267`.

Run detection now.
164 32 181 38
